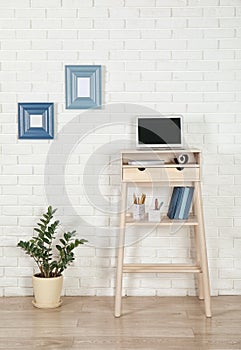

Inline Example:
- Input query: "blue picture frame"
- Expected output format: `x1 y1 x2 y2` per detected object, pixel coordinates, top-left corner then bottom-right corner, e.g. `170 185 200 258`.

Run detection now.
65 65 102 109
18 103 54 139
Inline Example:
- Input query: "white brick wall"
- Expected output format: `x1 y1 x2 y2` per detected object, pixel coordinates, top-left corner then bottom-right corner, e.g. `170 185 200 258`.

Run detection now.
0 0 241 297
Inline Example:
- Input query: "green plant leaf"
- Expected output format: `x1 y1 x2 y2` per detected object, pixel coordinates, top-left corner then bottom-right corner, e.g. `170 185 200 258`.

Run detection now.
59 238 66 245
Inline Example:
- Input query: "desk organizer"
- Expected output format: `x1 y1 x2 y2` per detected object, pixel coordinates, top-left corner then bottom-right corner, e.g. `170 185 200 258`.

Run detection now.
133 204 145 221
148 209 161 222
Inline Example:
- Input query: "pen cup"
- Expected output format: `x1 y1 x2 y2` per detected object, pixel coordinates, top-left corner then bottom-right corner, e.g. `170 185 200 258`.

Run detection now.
133 204 145 221
148 209 161 222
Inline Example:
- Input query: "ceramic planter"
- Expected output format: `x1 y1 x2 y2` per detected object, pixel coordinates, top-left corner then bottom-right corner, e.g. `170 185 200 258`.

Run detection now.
32 274 63 309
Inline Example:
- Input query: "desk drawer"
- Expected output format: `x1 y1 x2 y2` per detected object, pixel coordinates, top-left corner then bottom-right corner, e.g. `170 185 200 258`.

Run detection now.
122 167 200 182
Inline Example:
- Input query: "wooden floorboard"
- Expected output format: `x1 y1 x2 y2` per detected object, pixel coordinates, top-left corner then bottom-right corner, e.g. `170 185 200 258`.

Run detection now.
0 296 240 349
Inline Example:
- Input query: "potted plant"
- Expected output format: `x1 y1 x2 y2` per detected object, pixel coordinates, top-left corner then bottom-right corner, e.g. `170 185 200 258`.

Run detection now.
17 206 87 309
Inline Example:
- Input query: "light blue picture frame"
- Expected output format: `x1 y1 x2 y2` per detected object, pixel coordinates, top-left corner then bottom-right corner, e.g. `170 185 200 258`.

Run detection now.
18 103 54 139
65 65 102 109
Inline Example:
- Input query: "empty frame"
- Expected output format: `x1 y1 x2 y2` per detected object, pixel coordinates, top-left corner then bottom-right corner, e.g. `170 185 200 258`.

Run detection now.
65 65 102 109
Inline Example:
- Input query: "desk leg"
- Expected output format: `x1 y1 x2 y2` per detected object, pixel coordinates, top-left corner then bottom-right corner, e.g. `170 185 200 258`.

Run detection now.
195 182 212 317
194 225 204 300
114 182 127 317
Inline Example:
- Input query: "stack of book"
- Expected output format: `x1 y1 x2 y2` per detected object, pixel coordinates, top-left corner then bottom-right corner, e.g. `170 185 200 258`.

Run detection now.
167 187 194 220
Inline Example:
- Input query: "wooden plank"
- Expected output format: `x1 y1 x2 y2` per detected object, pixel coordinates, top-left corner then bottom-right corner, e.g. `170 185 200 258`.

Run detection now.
122 164 200 168
0 337 74 349
125 215 199 226
123 264 201 274
121 149 201 154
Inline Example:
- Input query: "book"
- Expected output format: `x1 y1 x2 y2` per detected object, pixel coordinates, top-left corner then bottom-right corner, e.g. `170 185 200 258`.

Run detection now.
167 187 181 219
173 187 186 219
178 187 190 220
167 186 194 220
167 187 178 219
183 187 194 220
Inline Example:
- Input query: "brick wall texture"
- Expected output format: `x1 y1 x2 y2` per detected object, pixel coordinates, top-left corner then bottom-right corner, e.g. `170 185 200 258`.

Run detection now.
0 0 241 296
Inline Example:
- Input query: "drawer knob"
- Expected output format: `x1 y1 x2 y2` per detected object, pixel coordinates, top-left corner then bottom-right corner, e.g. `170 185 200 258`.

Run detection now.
174 158 184 171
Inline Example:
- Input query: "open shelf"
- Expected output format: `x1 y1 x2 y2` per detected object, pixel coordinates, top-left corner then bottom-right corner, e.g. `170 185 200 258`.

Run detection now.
125 215 198 226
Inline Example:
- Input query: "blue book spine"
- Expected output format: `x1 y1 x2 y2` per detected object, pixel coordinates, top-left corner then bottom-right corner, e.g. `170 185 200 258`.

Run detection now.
183 187 194 220
170 187 181 219
167 187 180 219
173 187 185 219
167 187 177 218
178 187 190 220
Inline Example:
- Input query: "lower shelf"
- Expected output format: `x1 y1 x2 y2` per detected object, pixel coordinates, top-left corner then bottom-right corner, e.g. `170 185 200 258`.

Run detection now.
123 263 201 274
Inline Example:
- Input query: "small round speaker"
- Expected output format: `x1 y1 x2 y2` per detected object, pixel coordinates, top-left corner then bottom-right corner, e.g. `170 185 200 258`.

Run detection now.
178 154 189 164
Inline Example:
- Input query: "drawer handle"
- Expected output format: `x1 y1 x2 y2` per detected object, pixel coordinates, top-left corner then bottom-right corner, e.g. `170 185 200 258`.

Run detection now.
138 167 146 172
174 158 184 171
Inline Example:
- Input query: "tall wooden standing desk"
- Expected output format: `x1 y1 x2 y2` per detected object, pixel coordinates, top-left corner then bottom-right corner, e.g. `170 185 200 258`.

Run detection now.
114 149 211 318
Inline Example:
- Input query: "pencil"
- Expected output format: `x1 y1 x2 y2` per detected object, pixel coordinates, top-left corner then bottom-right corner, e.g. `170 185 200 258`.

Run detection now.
141 193 146 204
133 194 137 204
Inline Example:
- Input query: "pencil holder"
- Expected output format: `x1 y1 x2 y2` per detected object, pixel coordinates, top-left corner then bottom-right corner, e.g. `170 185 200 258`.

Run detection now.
148 209 161 222
133 204 145 221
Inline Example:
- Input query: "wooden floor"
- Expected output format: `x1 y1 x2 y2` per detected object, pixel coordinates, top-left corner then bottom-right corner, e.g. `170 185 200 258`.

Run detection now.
0 296 241 349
